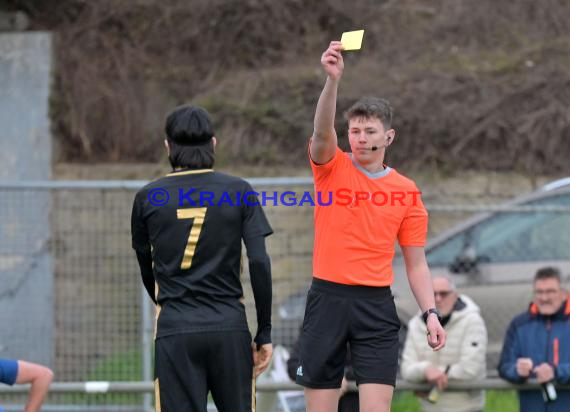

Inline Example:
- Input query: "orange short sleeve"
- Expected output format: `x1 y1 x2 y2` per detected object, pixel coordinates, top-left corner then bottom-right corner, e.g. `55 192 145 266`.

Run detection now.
398 189 428 246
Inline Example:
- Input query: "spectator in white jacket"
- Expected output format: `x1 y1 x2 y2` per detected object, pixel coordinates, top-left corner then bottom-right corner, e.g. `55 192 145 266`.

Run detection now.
401 275 487 412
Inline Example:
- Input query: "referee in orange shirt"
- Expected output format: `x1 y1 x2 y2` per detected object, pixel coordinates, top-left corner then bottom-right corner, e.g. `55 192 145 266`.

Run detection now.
295 41 446 412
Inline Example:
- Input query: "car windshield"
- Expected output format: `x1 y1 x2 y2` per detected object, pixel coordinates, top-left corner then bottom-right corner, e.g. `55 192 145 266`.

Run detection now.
427 193 570 266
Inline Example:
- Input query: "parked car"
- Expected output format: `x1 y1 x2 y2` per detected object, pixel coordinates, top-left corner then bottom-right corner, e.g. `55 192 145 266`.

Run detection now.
274 178 570 373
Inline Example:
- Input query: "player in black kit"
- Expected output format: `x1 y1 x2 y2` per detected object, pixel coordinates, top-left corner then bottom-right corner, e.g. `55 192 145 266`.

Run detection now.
131 105 273 412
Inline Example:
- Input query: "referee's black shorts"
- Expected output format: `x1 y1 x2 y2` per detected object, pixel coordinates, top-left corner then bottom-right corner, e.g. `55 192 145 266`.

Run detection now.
155 330 254 412
295 278 401 389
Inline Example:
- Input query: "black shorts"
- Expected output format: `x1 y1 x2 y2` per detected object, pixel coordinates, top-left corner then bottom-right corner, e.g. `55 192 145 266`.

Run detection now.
295 278 400 389
155 330 254 412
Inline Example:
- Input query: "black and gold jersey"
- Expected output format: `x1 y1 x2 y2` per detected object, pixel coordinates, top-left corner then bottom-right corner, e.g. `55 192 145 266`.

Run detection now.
131 169 273 338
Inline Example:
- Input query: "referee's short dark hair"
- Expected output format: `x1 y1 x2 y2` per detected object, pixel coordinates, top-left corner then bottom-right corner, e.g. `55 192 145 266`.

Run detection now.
534 266 561 283
165 105 215 169
345 97 393 129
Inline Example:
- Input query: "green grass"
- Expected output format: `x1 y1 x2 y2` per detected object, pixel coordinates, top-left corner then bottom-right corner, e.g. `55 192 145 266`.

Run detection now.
391 390 519 412
87 347 144 381
391 391 421 411
484 390 518 412
86 347 146 405
54 347 147 406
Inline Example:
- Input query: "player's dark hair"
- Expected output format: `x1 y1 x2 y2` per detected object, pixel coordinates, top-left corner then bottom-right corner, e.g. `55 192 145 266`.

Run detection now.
167 140 215 170
345 97 393 129
165 105 215 169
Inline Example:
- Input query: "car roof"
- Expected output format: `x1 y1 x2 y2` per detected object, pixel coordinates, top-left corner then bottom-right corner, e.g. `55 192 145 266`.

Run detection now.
425 182 570 252
540 177 570 192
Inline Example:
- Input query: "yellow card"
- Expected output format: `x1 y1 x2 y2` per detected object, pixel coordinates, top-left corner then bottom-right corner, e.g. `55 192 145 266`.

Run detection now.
341 30 364 51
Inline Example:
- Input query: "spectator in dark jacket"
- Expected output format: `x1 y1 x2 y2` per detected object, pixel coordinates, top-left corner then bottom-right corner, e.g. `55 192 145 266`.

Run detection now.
498 267 570 412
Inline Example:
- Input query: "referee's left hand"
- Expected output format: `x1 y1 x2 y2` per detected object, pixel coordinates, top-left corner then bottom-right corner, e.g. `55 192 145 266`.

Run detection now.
253 343 273 377
426 315 446 351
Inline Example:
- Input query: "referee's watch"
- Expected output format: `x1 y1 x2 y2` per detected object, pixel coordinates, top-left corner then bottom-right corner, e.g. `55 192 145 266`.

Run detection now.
422 308 442 323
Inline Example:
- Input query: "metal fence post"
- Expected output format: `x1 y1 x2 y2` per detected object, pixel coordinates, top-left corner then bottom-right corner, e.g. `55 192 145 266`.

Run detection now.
141 285 153 412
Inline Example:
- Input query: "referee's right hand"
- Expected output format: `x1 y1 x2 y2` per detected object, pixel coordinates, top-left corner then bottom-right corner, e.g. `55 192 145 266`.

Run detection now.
426 315 446 351
253 343 273 377
321 41 344 80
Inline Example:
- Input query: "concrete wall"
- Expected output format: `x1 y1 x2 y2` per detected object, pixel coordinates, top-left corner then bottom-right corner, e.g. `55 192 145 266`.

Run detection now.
0 32 53 366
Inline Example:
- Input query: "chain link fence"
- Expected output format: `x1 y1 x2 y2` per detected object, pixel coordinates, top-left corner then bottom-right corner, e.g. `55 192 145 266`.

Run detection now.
1 179 569 411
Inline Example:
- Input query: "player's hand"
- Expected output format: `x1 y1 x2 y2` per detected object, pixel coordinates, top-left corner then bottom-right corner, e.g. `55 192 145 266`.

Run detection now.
321 41 344 80
252 343 273 378
533 362 554 383
516 358 534 378
426 314 446 351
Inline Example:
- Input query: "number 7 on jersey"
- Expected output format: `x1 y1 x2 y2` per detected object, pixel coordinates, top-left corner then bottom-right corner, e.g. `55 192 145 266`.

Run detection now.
177 207 208 270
